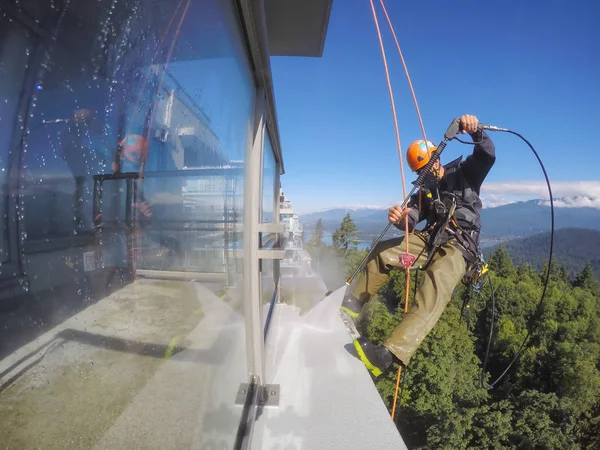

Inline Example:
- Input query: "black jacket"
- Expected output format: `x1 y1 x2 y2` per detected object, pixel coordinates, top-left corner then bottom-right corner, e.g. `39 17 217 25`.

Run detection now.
398 130 496 244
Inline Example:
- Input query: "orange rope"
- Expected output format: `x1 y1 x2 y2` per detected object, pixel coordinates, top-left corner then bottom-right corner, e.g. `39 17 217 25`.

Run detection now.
126 0 186 139
368 0 410 421
369 0 431 422
368 0 408 200
392 264 412 419
379 0 428 311
379 0 428 144
392 365 403 421
142 0 192 177
391 268 410 420
124 0 185 273
378 0 430 312
130 0 191 274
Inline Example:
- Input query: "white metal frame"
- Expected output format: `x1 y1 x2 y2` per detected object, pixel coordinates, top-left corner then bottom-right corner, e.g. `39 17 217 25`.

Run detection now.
236 1 288 448
239 0 286 384
243 87 267 384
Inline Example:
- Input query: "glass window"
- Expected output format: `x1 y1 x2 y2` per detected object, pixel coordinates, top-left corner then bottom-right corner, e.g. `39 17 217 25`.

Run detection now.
0 1 256 448
261 132 276 224
260 131 277 308
0 13 34 264
259 131 277 259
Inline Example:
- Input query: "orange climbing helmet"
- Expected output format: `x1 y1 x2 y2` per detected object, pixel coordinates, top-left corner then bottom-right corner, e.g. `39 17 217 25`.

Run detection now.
120 134 148 164
406 139 437 172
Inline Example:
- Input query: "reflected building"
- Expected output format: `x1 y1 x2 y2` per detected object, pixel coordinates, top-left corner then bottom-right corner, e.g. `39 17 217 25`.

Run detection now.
0 1 408 449
280 189 313 277
278 189 328 311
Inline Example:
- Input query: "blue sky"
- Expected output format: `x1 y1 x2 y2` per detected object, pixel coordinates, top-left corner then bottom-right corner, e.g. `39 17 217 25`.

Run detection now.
270 0 600 214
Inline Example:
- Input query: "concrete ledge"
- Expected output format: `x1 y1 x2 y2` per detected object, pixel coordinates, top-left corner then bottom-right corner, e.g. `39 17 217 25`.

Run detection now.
252 286 408 449
136 270 227 283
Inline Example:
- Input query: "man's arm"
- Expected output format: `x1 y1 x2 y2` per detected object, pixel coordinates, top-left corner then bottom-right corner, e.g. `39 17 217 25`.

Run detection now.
462 129 496 192
390 191 423 232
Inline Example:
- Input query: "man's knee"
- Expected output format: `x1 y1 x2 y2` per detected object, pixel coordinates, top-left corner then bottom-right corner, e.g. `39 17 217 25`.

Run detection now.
371 237 405 268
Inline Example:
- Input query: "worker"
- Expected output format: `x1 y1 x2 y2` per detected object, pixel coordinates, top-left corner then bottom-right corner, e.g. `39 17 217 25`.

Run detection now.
341 114 496 376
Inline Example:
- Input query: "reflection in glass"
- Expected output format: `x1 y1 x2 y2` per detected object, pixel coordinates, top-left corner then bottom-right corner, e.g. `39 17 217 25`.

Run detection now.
0 15 34 265
262 133 276 224
0 1 259 448
260 133 277 305
260 133 277 257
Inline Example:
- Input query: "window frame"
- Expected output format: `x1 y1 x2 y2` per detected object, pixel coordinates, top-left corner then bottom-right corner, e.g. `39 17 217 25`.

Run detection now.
0 6 47 283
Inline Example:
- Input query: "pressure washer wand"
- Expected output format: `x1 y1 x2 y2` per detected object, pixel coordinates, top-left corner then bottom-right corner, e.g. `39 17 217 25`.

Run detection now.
478 124 509 132
345 117 463 286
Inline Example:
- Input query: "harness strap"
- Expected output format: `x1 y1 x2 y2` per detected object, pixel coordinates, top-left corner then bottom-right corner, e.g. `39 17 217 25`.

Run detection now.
414 196 485 281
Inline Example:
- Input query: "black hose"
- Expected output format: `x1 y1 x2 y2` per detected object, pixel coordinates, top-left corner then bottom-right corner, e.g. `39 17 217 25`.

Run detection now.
476 128 554 389
480 271 496 389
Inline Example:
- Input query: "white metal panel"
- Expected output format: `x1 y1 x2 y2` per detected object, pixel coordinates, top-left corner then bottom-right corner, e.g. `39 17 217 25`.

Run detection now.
253 286 409 449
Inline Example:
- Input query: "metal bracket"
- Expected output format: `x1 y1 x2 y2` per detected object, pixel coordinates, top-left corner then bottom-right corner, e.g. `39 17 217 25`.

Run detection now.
258 248 285 260
258 223 285 234
235 383 280 408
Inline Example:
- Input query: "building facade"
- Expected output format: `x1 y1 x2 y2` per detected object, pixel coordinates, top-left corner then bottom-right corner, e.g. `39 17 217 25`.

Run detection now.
0 1 334 448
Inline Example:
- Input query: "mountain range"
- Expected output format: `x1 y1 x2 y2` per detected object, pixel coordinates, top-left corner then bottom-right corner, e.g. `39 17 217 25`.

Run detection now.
301 199 600 242
484 228 600 279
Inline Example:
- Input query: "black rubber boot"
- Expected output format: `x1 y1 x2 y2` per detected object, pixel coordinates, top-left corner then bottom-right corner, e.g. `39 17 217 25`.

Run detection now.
340 294 363 321
352 336 396 377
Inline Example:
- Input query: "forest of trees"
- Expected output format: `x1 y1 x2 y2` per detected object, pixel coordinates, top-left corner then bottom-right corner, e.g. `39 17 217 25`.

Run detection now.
485 228 600 279
305 214 600 450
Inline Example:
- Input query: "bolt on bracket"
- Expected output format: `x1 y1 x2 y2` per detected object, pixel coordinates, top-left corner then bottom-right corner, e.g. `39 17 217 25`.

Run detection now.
235 383 280 408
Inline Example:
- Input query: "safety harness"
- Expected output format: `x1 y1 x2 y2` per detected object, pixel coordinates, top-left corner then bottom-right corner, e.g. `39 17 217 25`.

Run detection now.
413 186 488 287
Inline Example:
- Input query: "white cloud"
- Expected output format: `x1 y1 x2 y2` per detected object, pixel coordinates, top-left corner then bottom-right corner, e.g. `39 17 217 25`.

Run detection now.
301 204 387 214
298 181 600 214
329 204 387 210
482 180 600 200
480 193 513 208
538 196 600 208
481 180 600 209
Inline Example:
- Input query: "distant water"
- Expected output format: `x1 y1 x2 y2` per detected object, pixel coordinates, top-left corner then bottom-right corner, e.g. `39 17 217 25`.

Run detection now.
319 232 499 252
480 240 500 249
320 232 372 251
